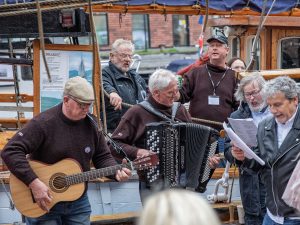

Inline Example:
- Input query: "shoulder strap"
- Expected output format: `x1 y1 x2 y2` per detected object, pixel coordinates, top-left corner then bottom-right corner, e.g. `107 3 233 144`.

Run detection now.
139 100 181 122
171 102 181 122
139 100 171 122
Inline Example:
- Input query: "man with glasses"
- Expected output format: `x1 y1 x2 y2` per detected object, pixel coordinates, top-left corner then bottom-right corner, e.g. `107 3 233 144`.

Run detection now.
110 69 192 202
102 38 147 133
231 76 300 225
1 76 131 225
224 73 271 225
176 34 239 131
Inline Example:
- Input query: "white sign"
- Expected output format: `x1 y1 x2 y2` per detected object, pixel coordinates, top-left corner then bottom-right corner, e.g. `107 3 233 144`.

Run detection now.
40 51 69 91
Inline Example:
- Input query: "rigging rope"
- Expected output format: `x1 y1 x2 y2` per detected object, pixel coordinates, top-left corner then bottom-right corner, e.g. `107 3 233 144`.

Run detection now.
102 89 223 127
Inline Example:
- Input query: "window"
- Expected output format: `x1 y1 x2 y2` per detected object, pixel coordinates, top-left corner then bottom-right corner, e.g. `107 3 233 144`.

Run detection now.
93 13 109 46
172 15 189 46
279 37 300 69
228 36 240 58
132 14 150 50
246 36 260 70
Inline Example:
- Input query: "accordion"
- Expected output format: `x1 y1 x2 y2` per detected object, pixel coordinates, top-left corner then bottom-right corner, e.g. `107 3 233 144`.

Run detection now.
145 122 219 192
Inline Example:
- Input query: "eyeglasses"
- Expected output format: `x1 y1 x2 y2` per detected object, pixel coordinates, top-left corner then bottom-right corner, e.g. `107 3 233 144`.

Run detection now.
244 90 261 99
68 96 93 110
116 52 133 59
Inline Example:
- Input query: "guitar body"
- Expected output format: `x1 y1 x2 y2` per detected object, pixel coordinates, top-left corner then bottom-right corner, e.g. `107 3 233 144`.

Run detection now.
8 153 159 218
10 159 85 218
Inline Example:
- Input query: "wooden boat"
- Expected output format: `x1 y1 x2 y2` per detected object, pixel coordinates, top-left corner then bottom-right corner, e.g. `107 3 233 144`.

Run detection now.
1 0 300 224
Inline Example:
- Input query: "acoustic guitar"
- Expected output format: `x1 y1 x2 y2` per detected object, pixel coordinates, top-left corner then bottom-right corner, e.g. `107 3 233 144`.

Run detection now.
10 153 158 218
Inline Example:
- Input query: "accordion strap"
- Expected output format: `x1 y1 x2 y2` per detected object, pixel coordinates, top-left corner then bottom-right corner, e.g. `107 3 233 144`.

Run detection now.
139 100 180 122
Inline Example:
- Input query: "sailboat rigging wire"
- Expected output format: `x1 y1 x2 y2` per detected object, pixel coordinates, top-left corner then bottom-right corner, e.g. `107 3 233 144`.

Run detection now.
8 39 22 129
246 0 276 71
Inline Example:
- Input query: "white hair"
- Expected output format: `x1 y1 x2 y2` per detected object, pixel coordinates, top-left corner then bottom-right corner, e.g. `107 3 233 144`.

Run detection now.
111 38 135 53
234 72 266 102
138 189 221 225
263 76 299 100
148 69 177 93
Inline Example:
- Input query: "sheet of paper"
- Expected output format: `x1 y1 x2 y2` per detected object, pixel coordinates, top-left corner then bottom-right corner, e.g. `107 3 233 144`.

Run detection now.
223 122 265 166
228 118 257 147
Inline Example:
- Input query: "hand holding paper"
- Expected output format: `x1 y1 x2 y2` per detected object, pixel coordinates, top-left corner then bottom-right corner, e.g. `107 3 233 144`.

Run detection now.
223 122 265 166
227 118 257 147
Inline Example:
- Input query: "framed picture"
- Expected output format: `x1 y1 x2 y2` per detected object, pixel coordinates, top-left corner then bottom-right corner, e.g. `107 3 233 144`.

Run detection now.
32 40 100 115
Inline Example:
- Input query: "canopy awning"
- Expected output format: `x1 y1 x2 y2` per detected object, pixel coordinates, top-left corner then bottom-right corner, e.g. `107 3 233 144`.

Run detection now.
0 0 300 16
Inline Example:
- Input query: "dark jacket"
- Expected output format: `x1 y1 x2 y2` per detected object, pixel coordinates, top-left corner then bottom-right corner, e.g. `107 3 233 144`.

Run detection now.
244 106 300 217
224 102 266 216
102 62 147 131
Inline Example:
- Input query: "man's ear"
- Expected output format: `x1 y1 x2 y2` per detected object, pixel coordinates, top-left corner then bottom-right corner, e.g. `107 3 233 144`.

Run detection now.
294 96 299 105
63 96 69 104
152 89 160 98
109 52 114 60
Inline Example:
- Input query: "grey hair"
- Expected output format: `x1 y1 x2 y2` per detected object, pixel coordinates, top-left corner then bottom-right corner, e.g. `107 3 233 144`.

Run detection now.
234 72 266 102
138 189 221 225
148 69 177 93
263 76 299 100
111 38 135 53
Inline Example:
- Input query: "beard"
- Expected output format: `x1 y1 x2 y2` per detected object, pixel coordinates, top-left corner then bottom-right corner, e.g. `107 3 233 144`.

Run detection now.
248 101 266 112
115 63 130 73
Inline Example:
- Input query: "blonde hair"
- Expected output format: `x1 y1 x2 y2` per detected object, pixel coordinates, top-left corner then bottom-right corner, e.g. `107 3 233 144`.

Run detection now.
138 189 221 225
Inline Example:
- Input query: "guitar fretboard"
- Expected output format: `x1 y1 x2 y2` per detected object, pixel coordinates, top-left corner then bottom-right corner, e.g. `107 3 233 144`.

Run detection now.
65 164 131 185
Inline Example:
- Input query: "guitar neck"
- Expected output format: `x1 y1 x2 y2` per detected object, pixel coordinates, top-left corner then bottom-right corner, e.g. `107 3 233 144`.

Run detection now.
66 163 130 185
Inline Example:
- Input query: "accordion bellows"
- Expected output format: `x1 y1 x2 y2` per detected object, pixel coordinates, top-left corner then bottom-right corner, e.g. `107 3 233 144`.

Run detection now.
145 122 219 192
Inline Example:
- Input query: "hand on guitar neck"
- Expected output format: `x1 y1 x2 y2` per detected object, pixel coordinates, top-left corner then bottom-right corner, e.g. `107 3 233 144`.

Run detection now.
10 153 159 218
115 158 132 182
28 160 131 213
27 159 132 213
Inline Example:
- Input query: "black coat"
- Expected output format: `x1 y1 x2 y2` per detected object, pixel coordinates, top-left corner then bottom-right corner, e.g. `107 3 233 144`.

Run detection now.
224 102 267 216
245 106 300 217
102 62 147 131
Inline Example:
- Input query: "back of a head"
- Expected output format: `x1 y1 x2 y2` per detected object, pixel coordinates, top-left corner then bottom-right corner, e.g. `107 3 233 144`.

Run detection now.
138 189 221 225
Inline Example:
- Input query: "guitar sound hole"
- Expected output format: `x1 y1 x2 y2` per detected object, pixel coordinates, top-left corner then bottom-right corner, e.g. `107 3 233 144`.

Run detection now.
49 173 69 193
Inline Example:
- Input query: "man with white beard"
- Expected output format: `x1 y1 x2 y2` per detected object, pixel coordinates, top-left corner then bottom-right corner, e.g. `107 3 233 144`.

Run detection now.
224 73 271 225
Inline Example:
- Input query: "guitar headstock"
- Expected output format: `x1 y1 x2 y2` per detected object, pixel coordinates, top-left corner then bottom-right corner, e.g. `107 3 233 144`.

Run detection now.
132 153 159 171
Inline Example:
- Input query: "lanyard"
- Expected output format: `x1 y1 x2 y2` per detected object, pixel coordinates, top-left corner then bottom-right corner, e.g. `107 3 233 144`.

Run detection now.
206 64 228 95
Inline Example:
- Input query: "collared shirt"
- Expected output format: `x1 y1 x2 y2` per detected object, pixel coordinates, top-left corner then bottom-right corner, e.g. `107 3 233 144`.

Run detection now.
251 107 271 127
267 106 299 223
276 106 298 148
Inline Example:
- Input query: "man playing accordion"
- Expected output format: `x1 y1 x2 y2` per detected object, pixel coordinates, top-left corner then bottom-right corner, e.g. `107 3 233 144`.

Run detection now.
110 69 218 202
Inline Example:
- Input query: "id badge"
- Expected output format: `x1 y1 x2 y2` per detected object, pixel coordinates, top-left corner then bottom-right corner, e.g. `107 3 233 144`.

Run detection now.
208 95 220 105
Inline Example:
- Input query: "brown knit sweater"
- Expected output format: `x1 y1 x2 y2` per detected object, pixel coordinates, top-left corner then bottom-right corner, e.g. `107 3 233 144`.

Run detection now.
180 63 239 130
110 95 192 160
1 103 117 186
